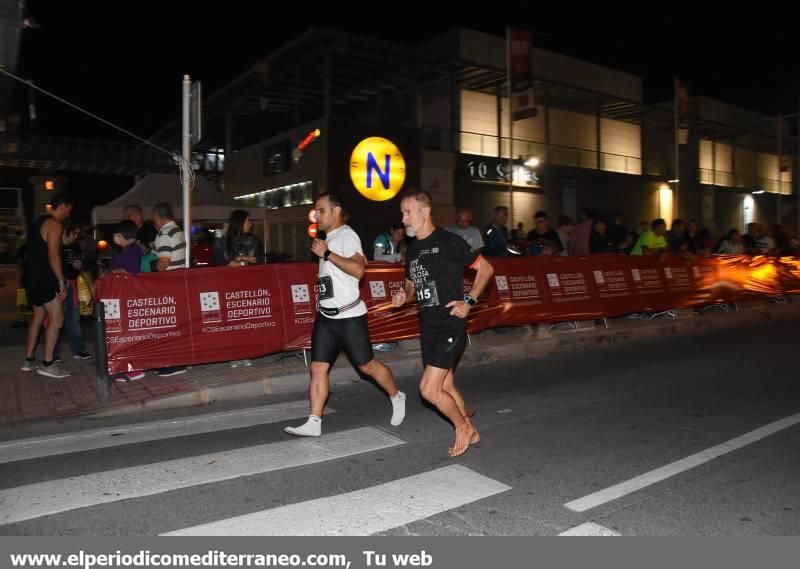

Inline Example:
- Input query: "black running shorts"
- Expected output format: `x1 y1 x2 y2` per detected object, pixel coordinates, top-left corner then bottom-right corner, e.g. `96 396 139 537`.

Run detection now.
420 316 467 370
27 287 58 307
310 313 373 367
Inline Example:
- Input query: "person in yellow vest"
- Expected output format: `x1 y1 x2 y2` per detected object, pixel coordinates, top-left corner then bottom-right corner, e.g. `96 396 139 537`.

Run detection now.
630 218 668 256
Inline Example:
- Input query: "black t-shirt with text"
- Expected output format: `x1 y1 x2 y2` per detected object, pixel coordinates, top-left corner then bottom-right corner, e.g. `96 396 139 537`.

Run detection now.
406 227 479 322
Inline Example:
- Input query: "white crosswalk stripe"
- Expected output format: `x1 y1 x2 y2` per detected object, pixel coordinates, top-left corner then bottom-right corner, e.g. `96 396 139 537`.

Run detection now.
0 406 513 536
0 427 404 526
0 401 334 465
564 411 800 513
559 522 620 536
163 465 511 536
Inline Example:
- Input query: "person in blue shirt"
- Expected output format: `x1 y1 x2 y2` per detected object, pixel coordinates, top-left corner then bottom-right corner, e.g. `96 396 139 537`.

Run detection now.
482 206 510 257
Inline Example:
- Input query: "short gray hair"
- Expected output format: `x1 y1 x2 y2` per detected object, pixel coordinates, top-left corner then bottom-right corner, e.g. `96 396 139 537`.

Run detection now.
152 202 174 220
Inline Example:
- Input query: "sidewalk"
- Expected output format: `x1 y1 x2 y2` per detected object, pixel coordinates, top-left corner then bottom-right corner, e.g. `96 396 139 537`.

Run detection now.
1 299 799 426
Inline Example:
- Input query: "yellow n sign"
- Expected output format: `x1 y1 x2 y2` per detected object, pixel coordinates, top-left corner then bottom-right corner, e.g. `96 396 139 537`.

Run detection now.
349 137 406 201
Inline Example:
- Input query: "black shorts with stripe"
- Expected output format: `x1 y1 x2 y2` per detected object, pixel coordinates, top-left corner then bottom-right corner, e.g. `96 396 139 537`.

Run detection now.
310 313 373 367
419 315 467 370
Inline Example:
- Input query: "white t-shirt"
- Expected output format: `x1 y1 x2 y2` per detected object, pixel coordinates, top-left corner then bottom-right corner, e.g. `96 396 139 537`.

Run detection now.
318 225 367 319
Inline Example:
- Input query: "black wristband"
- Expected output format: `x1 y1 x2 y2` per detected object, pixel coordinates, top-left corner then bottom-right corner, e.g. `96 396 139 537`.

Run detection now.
323 249 332 261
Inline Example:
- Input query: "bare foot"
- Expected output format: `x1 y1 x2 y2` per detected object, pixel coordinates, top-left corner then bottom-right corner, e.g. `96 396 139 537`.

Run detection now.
449 416 480 454
448 421 476 457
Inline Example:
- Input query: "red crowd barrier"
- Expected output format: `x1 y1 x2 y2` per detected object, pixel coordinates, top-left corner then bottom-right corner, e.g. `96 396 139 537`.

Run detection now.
95 255 795 375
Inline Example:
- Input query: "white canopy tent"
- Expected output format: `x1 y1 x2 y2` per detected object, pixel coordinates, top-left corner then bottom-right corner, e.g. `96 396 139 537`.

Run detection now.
91 173 244 226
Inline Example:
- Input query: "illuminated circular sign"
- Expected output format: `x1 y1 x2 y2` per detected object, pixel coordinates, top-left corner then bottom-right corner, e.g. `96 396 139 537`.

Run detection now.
349 137 406 201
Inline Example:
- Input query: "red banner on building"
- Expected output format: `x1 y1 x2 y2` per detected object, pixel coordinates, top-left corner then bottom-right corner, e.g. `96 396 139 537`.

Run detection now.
676 78 690 144
508 28 537 121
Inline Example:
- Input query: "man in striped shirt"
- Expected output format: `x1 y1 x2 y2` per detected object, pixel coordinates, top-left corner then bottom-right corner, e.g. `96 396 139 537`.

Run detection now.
152 203 186 271
150 202 187 377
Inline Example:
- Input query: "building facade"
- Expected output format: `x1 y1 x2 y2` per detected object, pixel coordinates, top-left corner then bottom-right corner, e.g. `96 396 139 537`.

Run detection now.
204 28 795 260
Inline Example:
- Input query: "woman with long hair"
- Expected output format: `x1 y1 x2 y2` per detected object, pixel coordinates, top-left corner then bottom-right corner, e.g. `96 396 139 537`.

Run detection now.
214 209 265 267
214 209 265 368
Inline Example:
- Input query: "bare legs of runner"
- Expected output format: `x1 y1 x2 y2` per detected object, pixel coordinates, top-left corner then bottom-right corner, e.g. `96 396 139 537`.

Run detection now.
443 368 480 446
419 365 478 457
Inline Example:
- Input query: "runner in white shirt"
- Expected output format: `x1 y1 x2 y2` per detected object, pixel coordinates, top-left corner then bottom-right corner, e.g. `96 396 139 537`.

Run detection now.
316 224 368 319
285 193 406 437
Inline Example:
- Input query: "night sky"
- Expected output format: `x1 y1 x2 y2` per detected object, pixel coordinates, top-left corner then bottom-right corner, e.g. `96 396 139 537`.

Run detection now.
5 2 800 220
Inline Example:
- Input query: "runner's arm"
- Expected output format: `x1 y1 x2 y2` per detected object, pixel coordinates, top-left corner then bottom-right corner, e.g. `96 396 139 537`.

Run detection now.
327 251 367 280
466 255 494 300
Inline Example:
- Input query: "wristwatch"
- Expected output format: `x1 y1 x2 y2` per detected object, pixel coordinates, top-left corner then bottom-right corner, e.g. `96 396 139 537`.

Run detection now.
463 294 477 306
323 249 332 261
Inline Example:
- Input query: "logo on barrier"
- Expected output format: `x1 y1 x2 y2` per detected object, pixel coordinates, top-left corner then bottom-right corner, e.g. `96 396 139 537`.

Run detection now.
349 137 406 201
631 269 641 282
692 266 701 279
494 275 511 300
593 271 605 284
102 298 121 333
546 273 560 288
199 291 222 323
664 267 673 279
291 284 312 315
369 281 386 299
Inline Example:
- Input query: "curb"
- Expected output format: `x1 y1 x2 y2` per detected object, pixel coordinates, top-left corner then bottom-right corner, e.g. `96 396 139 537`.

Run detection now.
85 301 800 419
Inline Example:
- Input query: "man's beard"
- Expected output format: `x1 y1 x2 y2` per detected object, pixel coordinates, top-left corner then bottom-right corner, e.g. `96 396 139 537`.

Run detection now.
404 225 416 238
